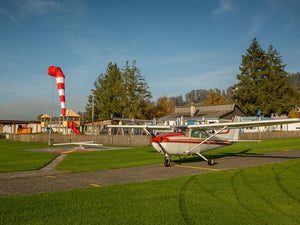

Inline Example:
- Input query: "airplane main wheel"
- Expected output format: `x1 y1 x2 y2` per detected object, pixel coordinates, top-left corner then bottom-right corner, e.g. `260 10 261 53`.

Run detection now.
208 157 214 166
164 157 171 167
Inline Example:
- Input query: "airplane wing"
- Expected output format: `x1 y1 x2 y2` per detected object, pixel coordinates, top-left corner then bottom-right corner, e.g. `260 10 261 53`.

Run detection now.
107 125 171 129
107 118 300 132
187 118 300 130
53 141 103 146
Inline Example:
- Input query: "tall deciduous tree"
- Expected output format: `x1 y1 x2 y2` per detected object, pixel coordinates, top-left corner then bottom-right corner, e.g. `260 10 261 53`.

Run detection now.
204 89 227 104
155 96 175 118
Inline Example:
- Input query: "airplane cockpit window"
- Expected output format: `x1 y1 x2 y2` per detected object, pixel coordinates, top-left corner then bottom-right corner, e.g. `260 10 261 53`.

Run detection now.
174 127 188 135
191 129 210 138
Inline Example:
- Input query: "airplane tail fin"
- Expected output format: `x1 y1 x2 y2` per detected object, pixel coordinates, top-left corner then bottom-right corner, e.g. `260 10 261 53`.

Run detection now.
214 115 241 141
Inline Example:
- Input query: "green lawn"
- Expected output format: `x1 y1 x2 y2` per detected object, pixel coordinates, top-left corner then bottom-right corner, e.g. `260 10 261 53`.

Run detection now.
55 147 163 172
57 137 300 172
1 137 300 173
0 139 58 172
1 159 299 225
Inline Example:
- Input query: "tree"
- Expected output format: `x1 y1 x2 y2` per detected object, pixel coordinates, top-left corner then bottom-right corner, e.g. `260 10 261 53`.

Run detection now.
288 108 300 118
122 60 152 119
233 39 299 116
154 96 175 118
289 72 300 92
85 61 152 121
204 89 227 104
259 46 299 116
233 38 267 115
86 62 123 120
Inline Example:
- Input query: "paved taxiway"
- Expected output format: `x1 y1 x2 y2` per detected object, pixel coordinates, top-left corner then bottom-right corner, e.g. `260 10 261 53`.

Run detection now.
0 150 299 197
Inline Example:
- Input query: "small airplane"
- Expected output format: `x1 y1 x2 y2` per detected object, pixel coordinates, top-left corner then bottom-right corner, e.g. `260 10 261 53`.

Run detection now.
108 116 300 167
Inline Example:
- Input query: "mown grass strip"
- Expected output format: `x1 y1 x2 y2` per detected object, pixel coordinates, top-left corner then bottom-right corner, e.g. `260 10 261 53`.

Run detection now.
1 159 299 225
0 139 58 172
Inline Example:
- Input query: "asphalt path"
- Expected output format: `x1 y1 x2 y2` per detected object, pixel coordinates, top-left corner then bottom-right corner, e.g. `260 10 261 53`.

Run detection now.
1 150 299 197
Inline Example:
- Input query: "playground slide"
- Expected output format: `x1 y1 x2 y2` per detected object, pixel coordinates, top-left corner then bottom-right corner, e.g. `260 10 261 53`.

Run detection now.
68 121 80 135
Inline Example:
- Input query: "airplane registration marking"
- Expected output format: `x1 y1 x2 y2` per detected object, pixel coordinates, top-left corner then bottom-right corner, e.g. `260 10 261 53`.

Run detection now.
90 184 101 187
45 176 56 178
174 164 221 171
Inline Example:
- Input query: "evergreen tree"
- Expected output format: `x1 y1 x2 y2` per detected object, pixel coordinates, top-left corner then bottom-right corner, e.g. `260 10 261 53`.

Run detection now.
233 39 299 116
86 61 152 121
233 38 268 115
260 45 298 116
122 60 152 119
86 62 123 120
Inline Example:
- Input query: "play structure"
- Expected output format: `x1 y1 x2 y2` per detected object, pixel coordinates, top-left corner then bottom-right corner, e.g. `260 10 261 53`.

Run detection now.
68 121 80 135
59 109 81 135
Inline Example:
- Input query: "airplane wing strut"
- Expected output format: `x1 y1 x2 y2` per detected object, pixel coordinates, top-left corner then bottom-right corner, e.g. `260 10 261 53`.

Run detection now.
186 126 229 165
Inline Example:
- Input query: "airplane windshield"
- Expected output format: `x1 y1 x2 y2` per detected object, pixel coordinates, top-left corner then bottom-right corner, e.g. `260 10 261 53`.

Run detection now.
191 129 210 138
174 127 188 135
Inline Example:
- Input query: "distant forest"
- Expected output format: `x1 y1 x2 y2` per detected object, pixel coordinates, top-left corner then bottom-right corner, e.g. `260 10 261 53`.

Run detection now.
170 72 300 107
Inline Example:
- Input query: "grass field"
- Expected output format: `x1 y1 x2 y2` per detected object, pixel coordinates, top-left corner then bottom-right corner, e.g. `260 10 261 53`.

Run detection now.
0 138 299 224
1 159 299 225
1 138 300 173
0 139 58 172
57 137 300 172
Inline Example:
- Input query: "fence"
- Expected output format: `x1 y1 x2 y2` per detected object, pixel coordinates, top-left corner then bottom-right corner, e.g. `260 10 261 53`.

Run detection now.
6 133 152 147
6 131 300 147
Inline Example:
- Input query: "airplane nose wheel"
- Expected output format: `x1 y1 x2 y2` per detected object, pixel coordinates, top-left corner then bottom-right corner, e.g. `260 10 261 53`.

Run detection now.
164 157 171 167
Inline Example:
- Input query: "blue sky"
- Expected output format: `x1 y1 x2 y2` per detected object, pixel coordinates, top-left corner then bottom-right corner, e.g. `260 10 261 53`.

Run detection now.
0 0 300 120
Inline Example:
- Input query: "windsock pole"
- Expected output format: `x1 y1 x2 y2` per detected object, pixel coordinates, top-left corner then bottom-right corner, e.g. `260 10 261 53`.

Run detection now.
47 66 66 144
48 76 54 145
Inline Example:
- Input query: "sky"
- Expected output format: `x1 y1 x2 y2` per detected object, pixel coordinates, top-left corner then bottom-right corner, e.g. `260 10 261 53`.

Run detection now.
0 0 300 120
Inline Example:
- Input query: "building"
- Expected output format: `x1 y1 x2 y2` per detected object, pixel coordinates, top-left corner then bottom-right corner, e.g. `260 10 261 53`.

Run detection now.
159 103 248 125
0 120 41 134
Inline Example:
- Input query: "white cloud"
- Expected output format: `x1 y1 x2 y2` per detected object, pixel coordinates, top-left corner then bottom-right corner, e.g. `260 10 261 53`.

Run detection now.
211 0 233 16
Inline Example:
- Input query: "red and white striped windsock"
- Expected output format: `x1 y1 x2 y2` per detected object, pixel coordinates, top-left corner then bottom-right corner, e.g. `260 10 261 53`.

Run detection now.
48 66 66 116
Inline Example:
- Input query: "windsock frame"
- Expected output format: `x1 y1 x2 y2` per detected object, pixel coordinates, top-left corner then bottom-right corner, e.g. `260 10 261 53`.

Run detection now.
48 66 66 116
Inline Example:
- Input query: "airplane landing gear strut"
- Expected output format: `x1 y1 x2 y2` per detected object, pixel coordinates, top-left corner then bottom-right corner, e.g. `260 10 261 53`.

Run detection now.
196 152 215 166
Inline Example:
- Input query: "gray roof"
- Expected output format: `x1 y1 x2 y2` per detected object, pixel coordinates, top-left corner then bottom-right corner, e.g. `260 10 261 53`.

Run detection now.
159 103 247 120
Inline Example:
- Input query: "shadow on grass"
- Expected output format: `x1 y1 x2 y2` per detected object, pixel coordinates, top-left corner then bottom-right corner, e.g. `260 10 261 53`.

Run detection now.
172 148 299 165
172 148 254 164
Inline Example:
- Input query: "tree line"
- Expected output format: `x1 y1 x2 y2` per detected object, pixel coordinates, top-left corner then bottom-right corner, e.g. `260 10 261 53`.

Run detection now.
85 38 300 121
85 61 174 121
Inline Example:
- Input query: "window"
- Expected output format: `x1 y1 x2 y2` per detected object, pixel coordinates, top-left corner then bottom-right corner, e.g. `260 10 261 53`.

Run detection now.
191 129 210 138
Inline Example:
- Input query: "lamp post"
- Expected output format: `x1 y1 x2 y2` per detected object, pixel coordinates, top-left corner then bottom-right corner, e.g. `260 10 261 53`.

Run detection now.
234 87 238 104
91 90 95 135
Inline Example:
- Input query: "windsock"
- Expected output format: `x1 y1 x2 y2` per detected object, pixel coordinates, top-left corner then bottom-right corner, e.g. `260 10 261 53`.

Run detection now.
48 66 66 116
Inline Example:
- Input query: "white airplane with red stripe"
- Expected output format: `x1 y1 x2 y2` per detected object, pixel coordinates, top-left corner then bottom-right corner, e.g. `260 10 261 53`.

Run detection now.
108 116 300 167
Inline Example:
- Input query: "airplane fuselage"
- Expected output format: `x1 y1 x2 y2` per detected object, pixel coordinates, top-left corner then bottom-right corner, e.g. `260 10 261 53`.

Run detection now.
151 133 232 156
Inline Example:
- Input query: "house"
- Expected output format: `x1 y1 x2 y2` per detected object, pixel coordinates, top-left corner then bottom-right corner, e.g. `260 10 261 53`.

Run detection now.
0 120 41 134
158 103 248 125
